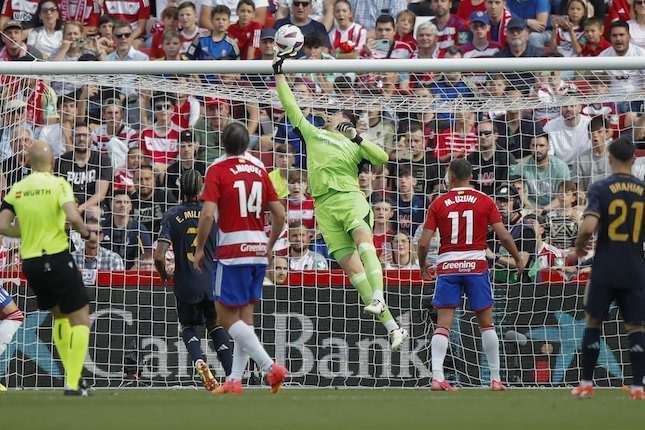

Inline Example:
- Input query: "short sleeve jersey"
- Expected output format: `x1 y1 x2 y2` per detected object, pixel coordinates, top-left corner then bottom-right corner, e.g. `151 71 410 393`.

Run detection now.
2 171 75 259
200 152 278 265
56 150 113 205
425 187 502 274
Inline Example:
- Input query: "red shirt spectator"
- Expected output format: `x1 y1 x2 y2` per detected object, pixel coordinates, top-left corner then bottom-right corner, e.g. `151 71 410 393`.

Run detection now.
1 0 39 26
580 37 611 56
140 126 180 165
434 129 479 160
456 0 486 22
102 0 150 33
329 22 367 56
228 20 262 60
57 0 100 29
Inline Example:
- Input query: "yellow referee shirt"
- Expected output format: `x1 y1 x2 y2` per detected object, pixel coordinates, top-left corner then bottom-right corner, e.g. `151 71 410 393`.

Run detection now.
3 171 75 259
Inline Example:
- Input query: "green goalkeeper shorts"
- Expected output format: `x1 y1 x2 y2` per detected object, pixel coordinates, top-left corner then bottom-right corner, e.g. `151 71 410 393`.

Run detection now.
315 191 373 257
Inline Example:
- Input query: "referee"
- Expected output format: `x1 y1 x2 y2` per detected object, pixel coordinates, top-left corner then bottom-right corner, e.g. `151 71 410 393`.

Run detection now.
0 140 97 396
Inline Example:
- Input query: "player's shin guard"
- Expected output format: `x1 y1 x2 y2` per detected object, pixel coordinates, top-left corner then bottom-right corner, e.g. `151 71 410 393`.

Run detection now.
357 243 384 293
481 325 501 382
182 327 205 364
209 326 233 376
581 326 601 382
66 325 90 391
228 320 273 372
0 309 23 356
431 326 450 382
52 317 71 371
628 330 645 390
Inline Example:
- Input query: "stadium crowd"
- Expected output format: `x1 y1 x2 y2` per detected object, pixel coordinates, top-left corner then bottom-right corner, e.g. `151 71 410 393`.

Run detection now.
0 0 644 283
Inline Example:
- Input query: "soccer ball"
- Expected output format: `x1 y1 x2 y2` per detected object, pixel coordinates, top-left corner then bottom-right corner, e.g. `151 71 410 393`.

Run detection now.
275 24 304 56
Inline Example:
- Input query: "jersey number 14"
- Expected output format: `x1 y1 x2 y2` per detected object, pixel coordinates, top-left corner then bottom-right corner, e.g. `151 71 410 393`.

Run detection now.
234 180 263 218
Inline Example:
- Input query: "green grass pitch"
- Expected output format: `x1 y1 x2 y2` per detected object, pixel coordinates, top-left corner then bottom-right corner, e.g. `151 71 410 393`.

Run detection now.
2 388 641 430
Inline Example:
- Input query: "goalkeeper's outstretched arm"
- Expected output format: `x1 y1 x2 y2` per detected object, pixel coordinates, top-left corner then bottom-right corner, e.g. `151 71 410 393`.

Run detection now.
275 74 317 138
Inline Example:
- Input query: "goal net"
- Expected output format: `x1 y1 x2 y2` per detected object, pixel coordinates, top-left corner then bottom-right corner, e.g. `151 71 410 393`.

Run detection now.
0 58 644 390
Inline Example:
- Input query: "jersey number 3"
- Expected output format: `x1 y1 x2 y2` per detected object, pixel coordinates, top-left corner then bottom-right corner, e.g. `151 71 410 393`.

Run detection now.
447 210 474 245
234 180 263 218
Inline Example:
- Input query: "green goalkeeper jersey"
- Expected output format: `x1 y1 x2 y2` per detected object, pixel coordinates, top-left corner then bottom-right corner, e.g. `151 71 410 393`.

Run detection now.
277 82 389 199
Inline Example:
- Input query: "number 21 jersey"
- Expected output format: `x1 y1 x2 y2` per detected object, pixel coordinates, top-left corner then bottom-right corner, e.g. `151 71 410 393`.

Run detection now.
201 153 278 266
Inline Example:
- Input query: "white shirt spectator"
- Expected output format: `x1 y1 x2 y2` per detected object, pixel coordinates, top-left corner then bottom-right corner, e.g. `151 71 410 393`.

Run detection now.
598 43 645 95
627 19 645 49
35 123 66 157
289 250 328 270
26 28 63 59
544 114 592 164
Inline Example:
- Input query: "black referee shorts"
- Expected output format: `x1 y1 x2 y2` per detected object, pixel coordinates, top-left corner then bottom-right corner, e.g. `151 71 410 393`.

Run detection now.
22 251 89 314
176 296 217 327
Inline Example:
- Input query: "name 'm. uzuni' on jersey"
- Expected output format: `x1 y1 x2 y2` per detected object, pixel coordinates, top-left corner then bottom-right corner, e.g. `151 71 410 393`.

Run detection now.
425 187 502 274
200 152 278 265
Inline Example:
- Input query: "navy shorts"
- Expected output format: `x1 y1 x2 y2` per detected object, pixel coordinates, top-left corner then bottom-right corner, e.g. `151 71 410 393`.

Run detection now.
432 272 493 312
212 262 266 307
176 296 217 326
0 286 13 308
584 284 645 324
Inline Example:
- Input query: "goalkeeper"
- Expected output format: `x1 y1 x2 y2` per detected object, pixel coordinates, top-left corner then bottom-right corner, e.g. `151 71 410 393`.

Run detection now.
273 51 408 351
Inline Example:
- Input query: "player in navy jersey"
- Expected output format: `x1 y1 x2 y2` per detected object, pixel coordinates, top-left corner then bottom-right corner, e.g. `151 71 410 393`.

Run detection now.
418 159 524 391
194 122 288 395
571 137 645 400
154 170 233 393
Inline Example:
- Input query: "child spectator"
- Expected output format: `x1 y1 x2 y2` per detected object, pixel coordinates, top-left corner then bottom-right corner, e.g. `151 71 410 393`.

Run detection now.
393 166 426 237
188 5 239 60
149 6 179 59
385 233 420 270
542 180 582 250
98 15 115 40
372 197 395 258
434 110 479 162
286 170 315 231
228 0 262 60
461 11 503 85
549 0 586 57
298 33 338 94
427 47 476 123
177 1 204 54
579 17 611 56
139 94 181 173
113 146 149 193
328 0 366 59
268 143 296 198
158 30 187 60
394 9 418 51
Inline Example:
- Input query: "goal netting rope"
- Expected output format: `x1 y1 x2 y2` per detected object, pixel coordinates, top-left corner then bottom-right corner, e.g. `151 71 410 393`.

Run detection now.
0 59 644 389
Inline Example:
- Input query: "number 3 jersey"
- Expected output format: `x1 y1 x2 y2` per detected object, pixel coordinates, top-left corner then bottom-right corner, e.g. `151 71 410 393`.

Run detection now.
200 152 279 266
424 187 502 275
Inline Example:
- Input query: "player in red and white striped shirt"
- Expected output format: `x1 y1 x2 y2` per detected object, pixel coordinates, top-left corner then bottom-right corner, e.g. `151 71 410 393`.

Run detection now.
102 0 150 41
195 122 287 395
418 158 524 391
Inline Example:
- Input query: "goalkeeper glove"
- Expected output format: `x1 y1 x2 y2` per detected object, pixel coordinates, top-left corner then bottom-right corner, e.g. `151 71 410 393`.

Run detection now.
336 122 363 144
272 46 294 75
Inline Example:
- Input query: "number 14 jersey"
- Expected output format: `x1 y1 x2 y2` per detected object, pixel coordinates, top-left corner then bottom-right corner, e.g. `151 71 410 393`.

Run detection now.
201 152 279 266
424 187 502 275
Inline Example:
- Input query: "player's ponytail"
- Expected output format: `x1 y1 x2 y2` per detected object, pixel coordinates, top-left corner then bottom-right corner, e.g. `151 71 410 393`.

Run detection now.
179 169 203 203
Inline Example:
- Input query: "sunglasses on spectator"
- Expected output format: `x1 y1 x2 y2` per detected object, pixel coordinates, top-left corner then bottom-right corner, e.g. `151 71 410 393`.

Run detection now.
293 1 310 7
41 6 58 13
478 130 494 136
154 103 173 110
635 0 645 4
115 32 132 39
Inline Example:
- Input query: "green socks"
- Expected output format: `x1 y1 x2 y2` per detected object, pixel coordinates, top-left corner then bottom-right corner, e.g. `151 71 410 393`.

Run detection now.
66 325 90 390
53 318 71 372
358 242 383 292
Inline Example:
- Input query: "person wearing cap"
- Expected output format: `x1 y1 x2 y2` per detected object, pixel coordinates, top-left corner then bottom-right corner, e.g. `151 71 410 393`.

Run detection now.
163 130 207 201
494 16 543 95
505 0 549 49
0 100 33 162
193 96 244 164
462 11 503 59
0 20 43 61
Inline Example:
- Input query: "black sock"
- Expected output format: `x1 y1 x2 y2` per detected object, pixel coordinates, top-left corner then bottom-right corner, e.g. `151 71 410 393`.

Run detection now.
209 326 233 376
182 327 204 364
629 331 645 389
581 327 601 381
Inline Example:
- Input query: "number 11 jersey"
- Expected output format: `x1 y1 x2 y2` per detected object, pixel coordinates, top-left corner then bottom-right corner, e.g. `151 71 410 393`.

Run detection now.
200 153 279 266
424 187 502 275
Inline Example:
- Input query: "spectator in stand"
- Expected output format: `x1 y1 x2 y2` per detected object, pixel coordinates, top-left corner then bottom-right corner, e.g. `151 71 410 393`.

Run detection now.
51 20 108 67
297 33 338 94
58 0 101 35
372 196 395 258
273 0 331 54
427 47 476 124
407 0 433 16
467 117 516 196
268 143 296 198
0 20 43 61
456 0 486 21
72 212 125 270
434 110 479 163
163 130 206 201
549 0 586 57
493 88 541 160
429 0 470 51
201 0 268 30
98 14 115 41
599 20 645 116
101 0 150 48
524 213 576 277
494 17 543 95
393 166 426 237
148 6 179 59
482 73 508 118
56 121 112 214
385 232 419 269
463 11 503 59
362 14 414 61
102 191 152 269
264 255 289 286
37 97 76 156
542 180 582 251
113 146 148 193
194 97 244 164
177 2 203 54
131 164 177 238
505 0 549 49
228 0 262 60
328 0 367 59
286 169 315 230
157 30 188 60
140 93 181 174
26 0 62 60
509 133 571 209
0 128 33 190
579 17 611 56
544 102 592 165
188 5 239 60
0 100 33 162
570 116 611 190
413 21 439 59
485 0 512 46
287 221 328 270
0 0 39 29
347 0 407 34
628 0 645 48
394 9 418 51
358 163 381 202
358 108 396 154
533 61 579 123
91 98 139 169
